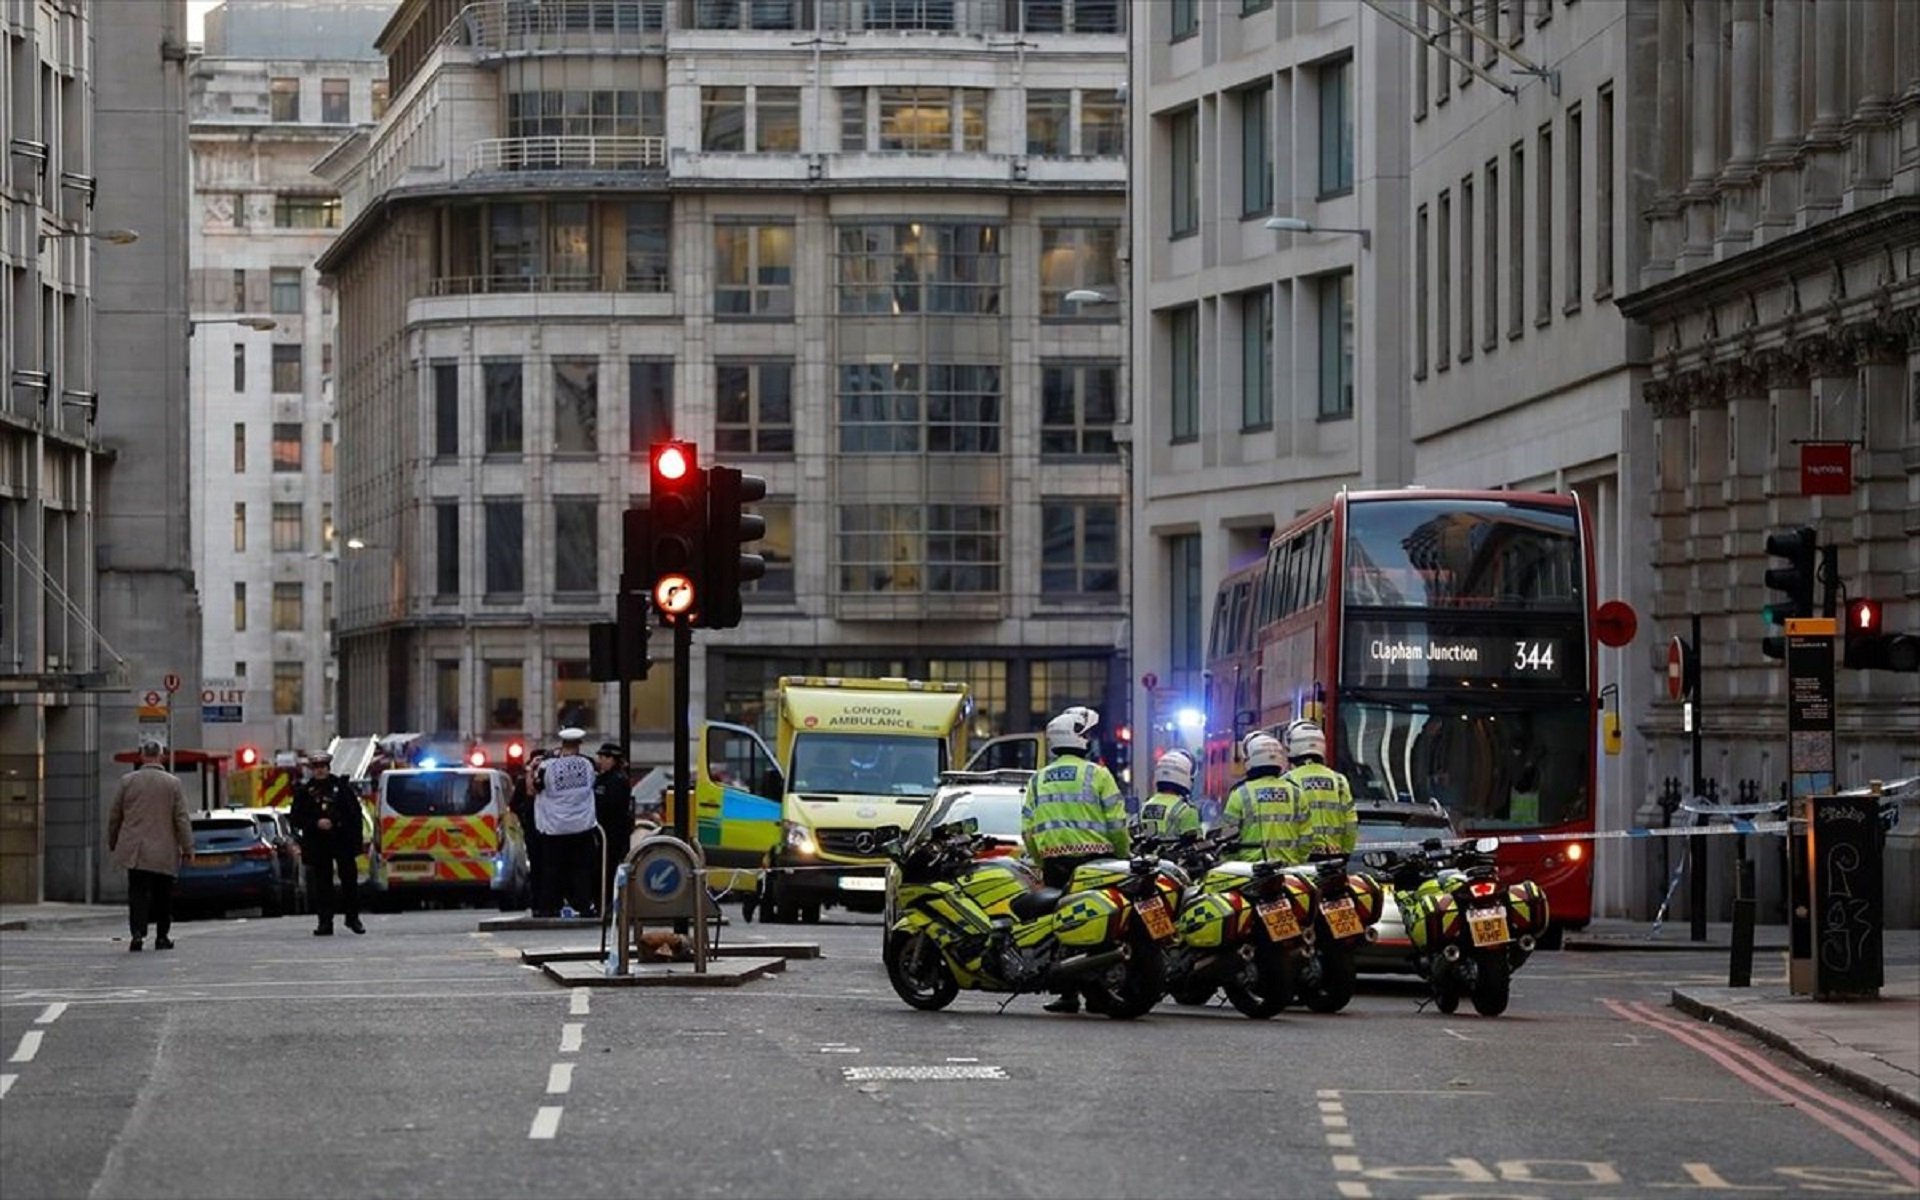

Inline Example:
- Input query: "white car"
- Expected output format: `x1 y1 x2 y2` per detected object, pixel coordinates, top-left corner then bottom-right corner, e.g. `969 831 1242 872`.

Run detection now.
1352 800 1457 973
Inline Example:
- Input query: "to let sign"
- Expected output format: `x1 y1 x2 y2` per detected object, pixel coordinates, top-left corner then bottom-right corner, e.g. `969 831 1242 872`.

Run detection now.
1799 443 1852 496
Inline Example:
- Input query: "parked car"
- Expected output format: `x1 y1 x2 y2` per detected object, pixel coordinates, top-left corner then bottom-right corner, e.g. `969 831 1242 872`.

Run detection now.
1353 800 1458 973
880 769 1029 954
175 813 297 918
225 806 307 915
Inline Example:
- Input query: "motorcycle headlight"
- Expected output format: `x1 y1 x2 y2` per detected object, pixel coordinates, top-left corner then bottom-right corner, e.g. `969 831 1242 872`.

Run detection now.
784 821 817 856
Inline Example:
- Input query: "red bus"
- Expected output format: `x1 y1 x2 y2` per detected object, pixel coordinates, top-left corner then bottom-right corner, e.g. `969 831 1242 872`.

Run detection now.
1202 488 1604 936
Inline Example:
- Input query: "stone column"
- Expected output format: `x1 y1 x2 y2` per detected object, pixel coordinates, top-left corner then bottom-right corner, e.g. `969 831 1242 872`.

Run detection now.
1848 320 1907 592
1800 334 1858 545
1647 375 1695 652
1680 0 1724 269
1757 0 1805 240
1800 0 1848 216
1644 0 1690 282
1845 0 1899 203
1719 0 1764 248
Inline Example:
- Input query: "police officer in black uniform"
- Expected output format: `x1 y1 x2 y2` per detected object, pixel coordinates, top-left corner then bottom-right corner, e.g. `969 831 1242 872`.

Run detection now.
290 753 366 936
592 742 632 914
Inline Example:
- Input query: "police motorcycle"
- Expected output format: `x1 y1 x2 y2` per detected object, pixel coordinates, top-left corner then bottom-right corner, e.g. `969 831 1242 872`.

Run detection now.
1364 837 1549 1017
881 799 1184 1019
1292 852 1386 1013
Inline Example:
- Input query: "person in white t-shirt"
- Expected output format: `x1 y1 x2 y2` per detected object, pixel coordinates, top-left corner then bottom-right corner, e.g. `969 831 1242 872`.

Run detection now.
534 728 600 917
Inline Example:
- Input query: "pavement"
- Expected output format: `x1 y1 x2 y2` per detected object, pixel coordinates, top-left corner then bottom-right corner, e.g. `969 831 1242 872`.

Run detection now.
0 902 124 931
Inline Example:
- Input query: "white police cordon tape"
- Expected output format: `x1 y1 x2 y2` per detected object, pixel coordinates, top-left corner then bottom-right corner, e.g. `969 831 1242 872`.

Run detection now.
1353 819 1790 856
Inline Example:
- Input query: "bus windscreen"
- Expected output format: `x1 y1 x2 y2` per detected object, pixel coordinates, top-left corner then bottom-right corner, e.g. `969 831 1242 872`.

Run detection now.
1344 499 1582 611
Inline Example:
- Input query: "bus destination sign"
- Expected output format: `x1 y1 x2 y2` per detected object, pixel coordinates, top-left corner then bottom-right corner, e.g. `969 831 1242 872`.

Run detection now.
1343 622 1579 688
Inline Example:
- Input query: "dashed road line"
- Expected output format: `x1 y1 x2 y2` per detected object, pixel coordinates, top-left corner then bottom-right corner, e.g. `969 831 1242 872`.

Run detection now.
10 1031 43 1063
569 988 590 1016
529 1105 563 1139
842 1065 1007 1081
34 1002 67 1024
546 1063 575 1095
559 1023 583 1053
1322 1094 1371 1197
0 1074 15 1098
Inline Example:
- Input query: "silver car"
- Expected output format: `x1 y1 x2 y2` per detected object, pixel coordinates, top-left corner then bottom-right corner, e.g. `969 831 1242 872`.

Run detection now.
1352 800 1457 973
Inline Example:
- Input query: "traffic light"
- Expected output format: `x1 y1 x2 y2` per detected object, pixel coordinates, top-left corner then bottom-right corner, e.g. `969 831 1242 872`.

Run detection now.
648 441 705 621
506 739 526 768
1761 526 1818 661
699 465 767 630
235 745 261 769
467 746 488 768
1843 597 1920 672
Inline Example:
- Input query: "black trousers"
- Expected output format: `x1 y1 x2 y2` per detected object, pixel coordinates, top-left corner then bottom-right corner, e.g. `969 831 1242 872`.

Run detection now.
309 853 358 927
536 830 599 917
127 868 174 939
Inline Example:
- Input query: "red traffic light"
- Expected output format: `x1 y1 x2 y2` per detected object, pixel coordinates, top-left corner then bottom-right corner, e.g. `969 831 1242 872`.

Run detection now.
236 745 260 768
467 748 488 768
1847 598 1882 635
1116 725 1132 743
654 443 691 481
506 739 526 763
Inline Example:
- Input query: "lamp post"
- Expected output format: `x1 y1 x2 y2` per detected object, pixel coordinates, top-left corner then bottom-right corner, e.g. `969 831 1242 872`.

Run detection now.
188 317 278 333
1264 214 1373 251
37 227 140 247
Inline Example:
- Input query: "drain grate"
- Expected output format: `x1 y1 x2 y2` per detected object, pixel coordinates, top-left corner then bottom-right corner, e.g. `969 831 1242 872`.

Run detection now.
842 1065 1008 1082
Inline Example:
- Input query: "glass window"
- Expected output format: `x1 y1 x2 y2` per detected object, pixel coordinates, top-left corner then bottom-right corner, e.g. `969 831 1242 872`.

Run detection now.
1333 696 1591 827
1039 225 1118 317
1461 177 1475 360
1169 305 1198 440
272 502 303 551
628 358 674 454
1169 108 1198 237
232 344 246 392
837 363 920 453
485 500 524 595
549 201 592 284
232 268 247 313
553 358 598 453
1596 84 1614 297
1080 89 1124 156
321 423 333 473
1318 271 1355 418
837 504 922 593
1318 57 1354 196
371 80 389 121
554 660 598 732
926 364 1001 453
274 661 304 716
1241 81 1272 216
484 359 523 453
1565 104 1582 309
434 659 460 732
321 504 335 552
715 361 795 455
928 223 999 313
273 195 340 229
757 86 801 152
1041 501 1120 597
233 582 246 632
879 86 952 151
926 505 1001 592
272 423 302 472
554 498 598 595
1026 89 1070 156
1171 0 1197 40
750 500 794 596
958 89 987 152
1437 189 1451 369
839 87 868 150
321 78 349 124
1415 204 1429 378
714 224 794 317
1169 533 1203 672
488 202 539 284
435 502 460 598
270 77 300 122
624 200 670 292
273 582 303 632
701 87 746 151
271 344 302 393
233 502 247 553
485 661 524 731
1342 497 1582 611
1241 288 1272 429
232 421 246 472
433 361 459 458
1039 362 1118 456
835 222 1000 316
1536 123 1552 325
270 267 302 314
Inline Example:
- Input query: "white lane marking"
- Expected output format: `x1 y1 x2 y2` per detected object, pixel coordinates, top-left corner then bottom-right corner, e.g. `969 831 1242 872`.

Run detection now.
842 1065 1007 1081
1332 1154 1364 1173
1322 1113 1349 1128
0 1074 15 1098
35 1003 68 1025
1326 1133 1355 1148
1441 1027 1480 1042
9 1031 43 1063
1337 1088 1494 1096
546 1063 575 1095
945 1057 979 1063
1316 1088 1341 1099
1335 1182 1371 1198
0 990 565 1009
569 989 590 1016
1317 1100 1345 1114
529 1106 563 1139
559 1023 583 1053
820 1045 860 1054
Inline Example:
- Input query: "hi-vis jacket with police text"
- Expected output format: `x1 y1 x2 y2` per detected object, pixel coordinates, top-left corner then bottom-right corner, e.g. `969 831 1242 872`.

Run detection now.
1219 774 1304 863
1137 791 1201 840
1283 761 1357 857
1022 754 1129 862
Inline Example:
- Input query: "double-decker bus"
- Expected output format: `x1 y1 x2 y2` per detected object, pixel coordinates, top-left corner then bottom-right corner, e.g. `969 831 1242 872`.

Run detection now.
1202 488 1605 935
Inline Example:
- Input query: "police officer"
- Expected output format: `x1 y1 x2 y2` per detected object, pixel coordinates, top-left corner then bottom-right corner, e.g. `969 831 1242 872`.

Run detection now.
1020 705 1128 1014
1281 720 1356 858
1219 732 1302 864
1137 748 1202 841
534 729 600 918
290 753 365 936
593 741 632 915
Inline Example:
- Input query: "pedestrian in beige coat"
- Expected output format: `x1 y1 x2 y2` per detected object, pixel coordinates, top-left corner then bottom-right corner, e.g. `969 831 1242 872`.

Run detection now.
106 742 194 951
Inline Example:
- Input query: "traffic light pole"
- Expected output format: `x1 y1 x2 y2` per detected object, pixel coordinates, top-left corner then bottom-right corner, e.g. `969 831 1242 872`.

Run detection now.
673 615 692 846
1689 611 1708 943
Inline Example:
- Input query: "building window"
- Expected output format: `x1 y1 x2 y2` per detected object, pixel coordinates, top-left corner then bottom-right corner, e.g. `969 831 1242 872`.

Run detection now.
714 224 794 318
1240 287 1272 429
433 361 459 458
1039 225 1119 317
836 364 1000 454
484 500 524 595
624 200 670 292
269 267 301 314
1318 271 1355 418
1040 362 1119 456
1595 83 1614 298
434 660 460 732
232 582 246 632
1023 0 1123 32
505 89 657 141
321 423 334 473
701 87 746 151
928 505 1001 593
1319 56 1354 197
271 502 303 551
1169 534 1202 672
1460 175 1474 362
927 365 1001 453
1241 81 1272 217
1169 305 1199 441
1169 107 1198 238
701 85 800 152
232 343 246 392
554 661 597 732
1484 159 1499 351
270 77 300 122
321 504 335 553
273 195 340 229
1081 89 1124 156
274 662 304 716
838 504 921 593
484 359 524 454
1041 501 1120 598
1414 204 1429 379
371 79 389 121
233 268 248 313
271 344 303 393
485 661 524 731
232 422 246 472
231 194 247 228
628 358 674 454
1564 103 1582 311
1242 0 1272 13
554 498 598 595
1026 88 1071 156
321 78 349 124
435 502 460 598
272 582 304 632
715 361 795 455
750 500 794 596
839 87 868 151
233 502 247 553
272 423 302 473
1508 141 1524 339
870 86 985 152
1171 0 1197 41
835 223 1001 315
1536 123 1552 326
553 359 599 454
1415 1 1429 120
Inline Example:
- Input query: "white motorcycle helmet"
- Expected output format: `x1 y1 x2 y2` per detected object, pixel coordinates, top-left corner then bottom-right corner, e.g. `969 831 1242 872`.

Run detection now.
1284 719 1327 762
1153 748 1196 794
1044 705 1100 755
1244 732 1286 773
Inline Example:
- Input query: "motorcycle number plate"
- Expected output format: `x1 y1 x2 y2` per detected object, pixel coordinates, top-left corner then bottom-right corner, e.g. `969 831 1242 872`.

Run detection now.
1256 899 1301 942
1468 906 1510 947
1322 896 1366 941
1137 895 1177 942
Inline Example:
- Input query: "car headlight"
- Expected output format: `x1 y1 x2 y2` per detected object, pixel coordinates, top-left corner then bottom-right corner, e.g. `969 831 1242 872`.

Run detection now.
784 821 817 856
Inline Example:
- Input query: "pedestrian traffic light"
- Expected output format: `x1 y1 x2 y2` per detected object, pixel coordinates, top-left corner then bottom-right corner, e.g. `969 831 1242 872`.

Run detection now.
648 441 705 622
698 464 767 630
1843 597 1920 672
1761 525 1818 661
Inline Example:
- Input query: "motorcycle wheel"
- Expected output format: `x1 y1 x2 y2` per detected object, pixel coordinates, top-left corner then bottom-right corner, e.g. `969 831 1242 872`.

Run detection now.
1225 943 1295 1019
886 931 958 1011
1095 934 1167 1021
1303 946 1358 1014
1433 986 1461 1014
1470 952 1511 1017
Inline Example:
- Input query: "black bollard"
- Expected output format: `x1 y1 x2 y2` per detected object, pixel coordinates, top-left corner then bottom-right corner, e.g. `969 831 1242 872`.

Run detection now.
1728 854 1757 987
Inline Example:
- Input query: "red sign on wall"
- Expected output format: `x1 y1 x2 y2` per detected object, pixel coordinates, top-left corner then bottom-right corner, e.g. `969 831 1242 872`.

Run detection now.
1799 442 1852 496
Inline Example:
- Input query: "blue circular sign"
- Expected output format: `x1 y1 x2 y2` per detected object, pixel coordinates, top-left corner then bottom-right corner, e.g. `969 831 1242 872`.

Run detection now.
642 857 682 899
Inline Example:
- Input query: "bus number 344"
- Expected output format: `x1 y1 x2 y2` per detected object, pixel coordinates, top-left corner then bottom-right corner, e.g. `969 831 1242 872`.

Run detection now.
1512 641 1557 672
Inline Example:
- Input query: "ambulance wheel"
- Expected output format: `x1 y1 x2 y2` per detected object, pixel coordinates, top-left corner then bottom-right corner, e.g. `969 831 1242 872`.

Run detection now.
887 931 957 1011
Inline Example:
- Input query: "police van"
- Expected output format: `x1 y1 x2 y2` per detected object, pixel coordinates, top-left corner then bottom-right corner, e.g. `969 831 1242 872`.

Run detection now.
373 765 530 910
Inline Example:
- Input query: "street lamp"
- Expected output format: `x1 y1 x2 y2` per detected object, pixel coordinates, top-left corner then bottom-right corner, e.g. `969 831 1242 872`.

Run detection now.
1064 288 1117 305
1264 215 1372 252
38 227 140 247
189 317 278 332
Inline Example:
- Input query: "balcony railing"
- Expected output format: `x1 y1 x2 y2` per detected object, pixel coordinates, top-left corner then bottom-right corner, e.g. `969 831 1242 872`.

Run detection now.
451 0 667 54
468 135 667 174
429 272 671 296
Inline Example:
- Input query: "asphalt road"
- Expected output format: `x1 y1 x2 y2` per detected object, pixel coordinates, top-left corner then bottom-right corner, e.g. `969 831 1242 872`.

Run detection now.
2 908 1915 1200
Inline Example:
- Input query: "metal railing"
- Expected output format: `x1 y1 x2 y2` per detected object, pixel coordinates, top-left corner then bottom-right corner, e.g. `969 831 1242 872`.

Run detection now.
467 135 667 174
429 272 672 296
452 0 666 52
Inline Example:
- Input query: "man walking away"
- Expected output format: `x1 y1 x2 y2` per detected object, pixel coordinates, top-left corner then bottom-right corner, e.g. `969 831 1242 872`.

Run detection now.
106 742 193 951
535 728 600 918
593 741 633 915
291 753 366 936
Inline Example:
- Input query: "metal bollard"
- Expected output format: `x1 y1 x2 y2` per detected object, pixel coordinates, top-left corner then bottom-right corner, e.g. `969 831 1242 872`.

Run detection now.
1728 856 1757 988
